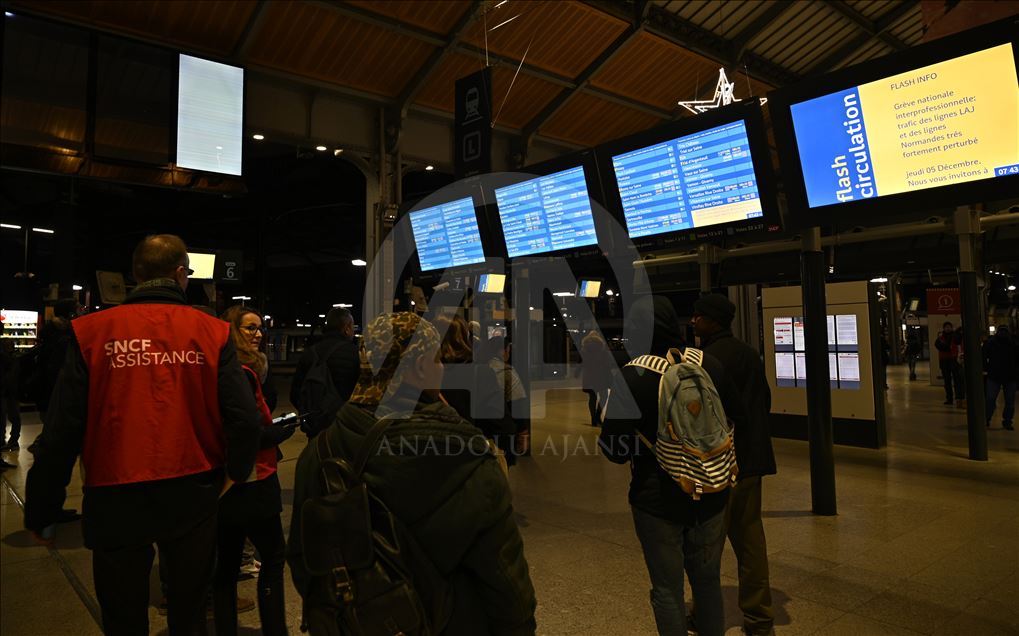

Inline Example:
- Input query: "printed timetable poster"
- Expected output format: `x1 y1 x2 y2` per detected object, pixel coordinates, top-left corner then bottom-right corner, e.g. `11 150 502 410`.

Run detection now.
790 44 1019 208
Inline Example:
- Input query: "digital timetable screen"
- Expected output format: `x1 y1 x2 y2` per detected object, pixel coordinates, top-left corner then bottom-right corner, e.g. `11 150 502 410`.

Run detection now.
611 120 764 238
494 166 598 258
789 43 1019 208
409 197 486 272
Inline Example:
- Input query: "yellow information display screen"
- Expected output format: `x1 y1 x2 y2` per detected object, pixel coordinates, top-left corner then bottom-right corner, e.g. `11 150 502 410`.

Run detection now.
790 43 1019 207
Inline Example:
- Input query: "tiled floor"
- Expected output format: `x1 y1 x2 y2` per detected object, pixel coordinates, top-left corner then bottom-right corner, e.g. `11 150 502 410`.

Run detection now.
2 364 1017 635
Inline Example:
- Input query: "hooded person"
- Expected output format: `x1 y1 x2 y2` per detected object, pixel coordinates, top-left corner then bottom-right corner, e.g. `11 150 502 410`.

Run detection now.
287 312 536 635
692 293 777 636
598 295 746 636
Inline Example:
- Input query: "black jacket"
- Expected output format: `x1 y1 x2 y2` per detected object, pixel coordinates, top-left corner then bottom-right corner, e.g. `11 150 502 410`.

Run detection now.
289 333 360 412
288 391 536 635
700 330 777 479
23 283 263 548
598 348 746 526
983 332 1018 382
441 363 517 462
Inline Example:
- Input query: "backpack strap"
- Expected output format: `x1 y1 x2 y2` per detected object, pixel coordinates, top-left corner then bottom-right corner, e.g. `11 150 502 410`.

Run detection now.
314 411 405 493
625 354 670 375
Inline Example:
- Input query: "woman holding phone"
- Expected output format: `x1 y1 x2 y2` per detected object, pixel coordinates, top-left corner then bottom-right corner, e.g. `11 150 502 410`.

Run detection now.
214 306 294 636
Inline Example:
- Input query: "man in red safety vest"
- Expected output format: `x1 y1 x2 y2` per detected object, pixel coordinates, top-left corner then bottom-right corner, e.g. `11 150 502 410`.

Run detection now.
25 234 262 635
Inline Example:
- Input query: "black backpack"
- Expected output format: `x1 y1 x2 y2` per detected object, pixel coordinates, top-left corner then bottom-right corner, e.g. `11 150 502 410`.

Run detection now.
299 414 452 635
299 340 347 438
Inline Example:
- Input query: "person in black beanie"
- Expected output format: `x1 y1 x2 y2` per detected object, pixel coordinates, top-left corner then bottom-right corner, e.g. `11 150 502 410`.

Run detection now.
599 295 748 636
692 293 777 636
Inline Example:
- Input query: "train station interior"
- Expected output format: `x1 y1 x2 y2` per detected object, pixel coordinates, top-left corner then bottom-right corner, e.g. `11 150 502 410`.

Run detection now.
1 1 1018 635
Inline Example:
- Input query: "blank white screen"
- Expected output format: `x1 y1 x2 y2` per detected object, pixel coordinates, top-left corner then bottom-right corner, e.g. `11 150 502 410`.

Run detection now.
188 252 216 279
176 54 243 176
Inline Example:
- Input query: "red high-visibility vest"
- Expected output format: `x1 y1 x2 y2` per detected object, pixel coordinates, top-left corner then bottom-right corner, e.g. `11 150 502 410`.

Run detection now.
242 365 278 481
72 303 230 487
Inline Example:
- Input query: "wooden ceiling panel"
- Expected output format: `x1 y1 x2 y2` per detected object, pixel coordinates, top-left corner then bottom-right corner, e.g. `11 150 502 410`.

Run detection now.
18 0 258 56
245 2 436 98
413 54 562 129
540 92 663 147
461 1 628 78
344 0 474 35
590 32 726 111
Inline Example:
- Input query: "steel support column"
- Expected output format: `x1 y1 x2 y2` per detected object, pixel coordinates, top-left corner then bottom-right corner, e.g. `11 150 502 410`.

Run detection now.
955 206 988 461
801 227 837 515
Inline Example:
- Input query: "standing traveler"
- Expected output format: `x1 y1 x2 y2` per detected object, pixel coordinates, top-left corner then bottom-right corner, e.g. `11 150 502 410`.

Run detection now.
983 325 1017 430
904 329 922 381
287 312 536 634
289 307 360 437
213 305 294 636
434 314 516 461
486 335 530 457
1 323 23 453
0 321 17 470
599 296 747 636
23 234 262 636
581 331 612 427
935 321 965 406
26 298 77 422
693 293 777 636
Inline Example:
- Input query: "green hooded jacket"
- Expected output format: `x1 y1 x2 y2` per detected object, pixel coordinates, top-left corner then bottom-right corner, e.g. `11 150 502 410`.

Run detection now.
287 395 537 635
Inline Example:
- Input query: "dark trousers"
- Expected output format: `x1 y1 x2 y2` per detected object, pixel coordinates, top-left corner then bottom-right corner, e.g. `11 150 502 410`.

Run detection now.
92 511 216 636
2 393 21 443
213 513 287 636
940 359 965 401
583 389 605 426
725 476 773 635
632 506 727 636
986 379 1017 426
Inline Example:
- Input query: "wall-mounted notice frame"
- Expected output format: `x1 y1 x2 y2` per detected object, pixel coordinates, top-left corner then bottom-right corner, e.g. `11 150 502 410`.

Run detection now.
772 312 860 389
762 280 886 448
769 17 1019 228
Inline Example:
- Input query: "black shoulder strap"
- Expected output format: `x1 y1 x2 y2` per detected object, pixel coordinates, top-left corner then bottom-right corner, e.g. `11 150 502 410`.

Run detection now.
352 413 402 478
315 412 404 481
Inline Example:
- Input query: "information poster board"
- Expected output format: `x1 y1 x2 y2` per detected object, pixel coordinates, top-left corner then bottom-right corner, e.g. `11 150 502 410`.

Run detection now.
762 281 885 448
773 313 860 389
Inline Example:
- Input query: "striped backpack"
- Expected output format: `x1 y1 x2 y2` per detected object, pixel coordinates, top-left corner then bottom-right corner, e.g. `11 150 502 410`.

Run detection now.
627 347 737 500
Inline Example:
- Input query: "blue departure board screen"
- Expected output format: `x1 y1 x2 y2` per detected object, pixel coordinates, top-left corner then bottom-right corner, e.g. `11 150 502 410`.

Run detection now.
494 166 598 258
409 197 486 272
611 120 764 238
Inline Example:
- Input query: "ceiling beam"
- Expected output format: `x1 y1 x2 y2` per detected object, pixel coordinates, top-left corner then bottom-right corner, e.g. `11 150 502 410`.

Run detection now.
584 0 798 88
311 1 446 46
730 2 793 60
521 21 647 144
810 0 916 73
314 0 669 119
645 4 798 87
395 1 485 118
230 0 269 61
825 0 910 51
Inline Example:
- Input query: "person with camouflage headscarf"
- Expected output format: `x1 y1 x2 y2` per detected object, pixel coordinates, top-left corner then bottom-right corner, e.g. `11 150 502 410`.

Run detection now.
287 312 537 634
